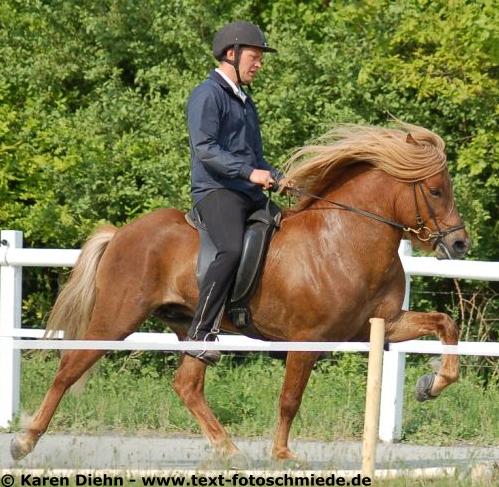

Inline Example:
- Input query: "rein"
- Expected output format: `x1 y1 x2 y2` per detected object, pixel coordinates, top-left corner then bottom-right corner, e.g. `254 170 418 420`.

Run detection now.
289 183 465 246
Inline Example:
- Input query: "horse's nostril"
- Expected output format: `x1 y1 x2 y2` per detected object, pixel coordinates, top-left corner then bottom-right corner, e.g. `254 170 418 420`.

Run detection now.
453 240 468 253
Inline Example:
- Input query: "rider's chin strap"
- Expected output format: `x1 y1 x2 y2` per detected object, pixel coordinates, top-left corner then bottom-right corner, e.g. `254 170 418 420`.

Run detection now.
222 44 242 85
222 44 252 92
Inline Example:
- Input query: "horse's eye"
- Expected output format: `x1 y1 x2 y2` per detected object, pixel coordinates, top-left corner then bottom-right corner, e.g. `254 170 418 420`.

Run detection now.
429 188 442 197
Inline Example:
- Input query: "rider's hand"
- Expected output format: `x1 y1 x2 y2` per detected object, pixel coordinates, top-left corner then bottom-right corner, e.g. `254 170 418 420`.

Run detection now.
249 169 276 190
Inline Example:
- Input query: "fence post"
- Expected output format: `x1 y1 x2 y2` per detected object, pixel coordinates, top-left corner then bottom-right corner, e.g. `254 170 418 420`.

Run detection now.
378 240 411 442
362 317 385 478
0 230 23 428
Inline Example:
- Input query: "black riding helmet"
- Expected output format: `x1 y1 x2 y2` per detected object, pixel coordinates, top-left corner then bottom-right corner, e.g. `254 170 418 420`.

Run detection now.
212 21 277 85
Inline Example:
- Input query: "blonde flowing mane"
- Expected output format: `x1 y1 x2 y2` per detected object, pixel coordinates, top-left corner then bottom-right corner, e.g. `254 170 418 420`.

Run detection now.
284 123 447 210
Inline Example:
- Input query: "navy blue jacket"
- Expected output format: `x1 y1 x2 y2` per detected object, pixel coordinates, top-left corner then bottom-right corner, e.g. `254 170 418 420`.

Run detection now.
187 70 282 204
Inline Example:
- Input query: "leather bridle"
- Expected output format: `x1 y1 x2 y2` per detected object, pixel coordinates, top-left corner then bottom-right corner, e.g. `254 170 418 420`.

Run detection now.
408 182 465 248
289 182 465 249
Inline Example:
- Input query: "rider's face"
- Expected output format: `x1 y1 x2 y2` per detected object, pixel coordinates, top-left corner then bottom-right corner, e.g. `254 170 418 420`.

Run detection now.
227 47 263 84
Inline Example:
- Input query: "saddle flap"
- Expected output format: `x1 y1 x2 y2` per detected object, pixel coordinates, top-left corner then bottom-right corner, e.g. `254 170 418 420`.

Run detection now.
191 199 281 327
229 200 281 305
229 221 271 304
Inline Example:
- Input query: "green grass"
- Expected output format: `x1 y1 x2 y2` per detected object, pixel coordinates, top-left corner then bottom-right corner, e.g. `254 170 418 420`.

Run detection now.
7 352 499 446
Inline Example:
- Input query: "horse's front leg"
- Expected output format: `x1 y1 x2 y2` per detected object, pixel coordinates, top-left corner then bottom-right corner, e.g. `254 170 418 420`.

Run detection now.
272 351 321 461
173 355 239 458
385 310 459 400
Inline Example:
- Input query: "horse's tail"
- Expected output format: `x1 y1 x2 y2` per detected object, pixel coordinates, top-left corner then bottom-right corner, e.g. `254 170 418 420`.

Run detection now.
45 225 118 340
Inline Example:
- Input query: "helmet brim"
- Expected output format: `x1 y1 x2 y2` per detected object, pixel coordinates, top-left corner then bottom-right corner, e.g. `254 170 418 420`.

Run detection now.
240 44 277 54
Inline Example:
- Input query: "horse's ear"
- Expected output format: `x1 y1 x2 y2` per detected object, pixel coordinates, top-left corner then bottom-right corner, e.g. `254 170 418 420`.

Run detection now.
406 133 419 145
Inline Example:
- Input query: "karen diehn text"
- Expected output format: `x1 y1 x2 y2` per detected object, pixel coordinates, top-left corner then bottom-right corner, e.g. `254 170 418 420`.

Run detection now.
2 473 372 487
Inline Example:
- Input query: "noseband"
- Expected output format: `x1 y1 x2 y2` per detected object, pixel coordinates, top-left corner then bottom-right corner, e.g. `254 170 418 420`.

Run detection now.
290 182 465 248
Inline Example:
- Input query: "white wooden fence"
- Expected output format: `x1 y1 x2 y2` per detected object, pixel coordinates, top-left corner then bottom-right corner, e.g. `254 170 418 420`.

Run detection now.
1 230 498 441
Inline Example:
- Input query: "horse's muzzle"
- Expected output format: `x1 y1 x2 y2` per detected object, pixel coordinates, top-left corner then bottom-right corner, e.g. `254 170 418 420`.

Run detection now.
435 235 470 260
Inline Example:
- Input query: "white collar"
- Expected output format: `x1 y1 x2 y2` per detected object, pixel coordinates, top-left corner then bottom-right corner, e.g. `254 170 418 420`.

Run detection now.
215 68 247 103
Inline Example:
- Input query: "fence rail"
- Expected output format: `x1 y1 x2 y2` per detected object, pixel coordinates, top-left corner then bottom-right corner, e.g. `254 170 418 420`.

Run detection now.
5 329 499 356
1 230 498 442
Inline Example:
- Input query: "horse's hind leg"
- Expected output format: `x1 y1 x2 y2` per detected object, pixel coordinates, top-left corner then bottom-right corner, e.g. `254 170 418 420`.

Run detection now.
272 351 321 461
385 310 459 400
11 299 151 460
173 355 239 458
11 348 106 460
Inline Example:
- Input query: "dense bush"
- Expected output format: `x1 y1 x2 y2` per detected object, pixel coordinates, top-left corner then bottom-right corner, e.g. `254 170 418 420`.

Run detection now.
1 1 497 347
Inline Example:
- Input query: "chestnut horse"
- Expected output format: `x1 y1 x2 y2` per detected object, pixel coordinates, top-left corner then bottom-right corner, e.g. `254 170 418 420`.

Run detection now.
11 124 469 462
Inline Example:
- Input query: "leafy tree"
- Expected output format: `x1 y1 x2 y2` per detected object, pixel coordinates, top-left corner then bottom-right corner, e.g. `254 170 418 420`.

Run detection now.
0 0 496 343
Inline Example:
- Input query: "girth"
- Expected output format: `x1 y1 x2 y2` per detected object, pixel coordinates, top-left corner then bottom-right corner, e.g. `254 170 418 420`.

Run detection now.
185 199 281 335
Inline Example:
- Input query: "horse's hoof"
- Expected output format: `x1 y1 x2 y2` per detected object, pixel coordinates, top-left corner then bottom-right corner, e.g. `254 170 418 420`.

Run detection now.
283 457 309 469
200 451 250 470
10 435 33 461
226 452 251 470
415 373 438 402
271 457 309 470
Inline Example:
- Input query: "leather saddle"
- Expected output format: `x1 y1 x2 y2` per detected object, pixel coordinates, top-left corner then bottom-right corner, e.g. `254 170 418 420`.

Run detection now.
185 199 281 332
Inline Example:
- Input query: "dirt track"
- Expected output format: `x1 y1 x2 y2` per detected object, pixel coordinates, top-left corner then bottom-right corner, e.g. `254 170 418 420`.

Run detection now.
1 433 498 471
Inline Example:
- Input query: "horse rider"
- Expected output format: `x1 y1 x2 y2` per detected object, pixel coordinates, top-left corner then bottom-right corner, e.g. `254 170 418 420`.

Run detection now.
185 20 284 364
